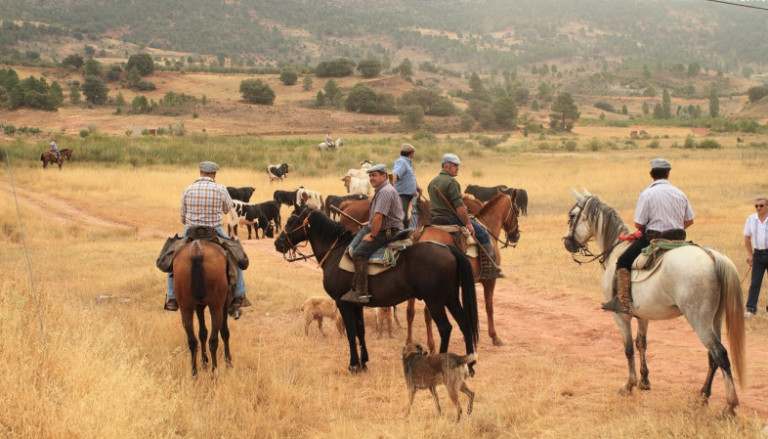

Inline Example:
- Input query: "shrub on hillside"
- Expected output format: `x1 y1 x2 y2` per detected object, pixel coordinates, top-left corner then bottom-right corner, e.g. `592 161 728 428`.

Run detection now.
697 139 722 149
240 79 275 105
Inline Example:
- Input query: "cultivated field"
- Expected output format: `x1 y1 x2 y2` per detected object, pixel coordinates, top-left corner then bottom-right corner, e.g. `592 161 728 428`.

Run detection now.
2 134 768 438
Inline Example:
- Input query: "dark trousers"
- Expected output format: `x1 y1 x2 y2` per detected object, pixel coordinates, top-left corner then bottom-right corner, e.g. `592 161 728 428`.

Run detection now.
746 252 768 312
616 234 651 271
352 225 393 259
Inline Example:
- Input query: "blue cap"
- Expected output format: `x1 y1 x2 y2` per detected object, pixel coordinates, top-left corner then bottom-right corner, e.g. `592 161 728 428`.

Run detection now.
442 153 461 165
650 158 671 170
367 163 388 174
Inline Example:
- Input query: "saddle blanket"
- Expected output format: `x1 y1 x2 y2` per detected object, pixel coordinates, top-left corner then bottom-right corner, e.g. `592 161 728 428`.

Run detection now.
339 237 415 275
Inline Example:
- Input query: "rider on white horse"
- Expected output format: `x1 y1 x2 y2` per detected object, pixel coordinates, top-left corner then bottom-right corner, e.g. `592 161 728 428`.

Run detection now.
603 158 695 313
326 132 333 148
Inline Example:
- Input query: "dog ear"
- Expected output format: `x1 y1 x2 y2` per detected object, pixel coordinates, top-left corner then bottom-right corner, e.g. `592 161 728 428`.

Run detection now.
416 344 427 355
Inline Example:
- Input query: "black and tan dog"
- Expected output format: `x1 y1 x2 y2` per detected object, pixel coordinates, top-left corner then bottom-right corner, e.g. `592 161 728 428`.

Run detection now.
401 343 476 421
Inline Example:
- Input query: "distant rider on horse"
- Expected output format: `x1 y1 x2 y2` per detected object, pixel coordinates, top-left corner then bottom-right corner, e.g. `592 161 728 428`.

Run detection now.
50 139 60 158
326 132 333 148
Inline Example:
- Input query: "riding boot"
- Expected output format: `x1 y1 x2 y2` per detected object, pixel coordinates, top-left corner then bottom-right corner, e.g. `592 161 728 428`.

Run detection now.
602 268 631 314
340 257 371 304
480 243 504 279
164 298 178 311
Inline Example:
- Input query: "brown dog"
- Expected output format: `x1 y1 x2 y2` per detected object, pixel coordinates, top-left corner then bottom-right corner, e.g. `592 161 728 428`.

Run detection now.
301 296 344 336
401 343 476 421
375 307 393 339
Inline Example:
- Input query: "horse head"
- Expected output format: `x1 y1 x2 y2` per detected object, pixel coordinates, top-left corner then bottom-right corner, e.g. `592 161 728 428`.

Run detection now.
274 206 313 256
563 189 595 254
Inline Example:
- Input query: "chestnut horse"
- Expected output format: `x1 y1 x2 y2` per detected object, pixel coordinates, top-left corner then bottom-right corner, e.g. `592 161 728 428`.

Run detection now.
41 148 72 169
172 239 232 377
274 206 478 373
406 192 520 350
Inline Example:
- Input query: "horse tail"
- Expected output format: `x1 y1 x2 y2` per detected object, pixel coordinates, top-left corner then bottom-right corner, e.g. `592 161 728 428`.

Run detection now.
448 245 478 348
40 153 44 162
190 242 207 302
715 253 746 389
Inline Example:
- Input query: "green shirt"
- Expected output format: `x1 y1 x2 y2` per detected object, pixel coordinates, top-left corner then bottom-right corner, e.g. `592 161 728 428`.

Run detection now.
428 170 464 217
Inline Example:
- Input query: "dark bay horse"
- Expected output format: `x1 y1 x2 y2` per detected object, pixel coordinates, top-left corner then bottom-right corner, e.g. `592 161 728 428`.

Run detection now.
41 149 72 169
172 239 232 377
274 206 479 373
564 190 745 416
406 192 520 349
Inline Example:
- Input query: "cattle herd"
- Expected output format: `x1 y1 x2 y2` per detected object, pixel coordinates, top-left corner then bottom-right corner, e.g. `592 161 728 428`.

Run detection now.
224 161 528 242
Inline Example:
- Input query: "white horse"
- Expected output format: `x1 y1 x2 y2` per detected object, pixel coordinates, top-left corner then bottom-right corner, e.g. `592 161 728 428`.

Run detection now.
563 189 745 417
317 138 343 151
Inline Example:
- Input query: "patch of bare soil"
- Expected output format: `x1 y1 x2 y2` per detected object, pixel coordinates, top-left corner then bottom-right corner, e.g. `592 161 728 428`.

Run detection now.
9 185 768 417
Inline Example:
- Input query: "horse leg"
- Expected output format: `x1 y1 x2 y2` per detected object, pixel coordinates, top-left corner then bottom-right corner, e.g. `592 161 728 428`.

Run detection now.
425 304 452 353
181 308 198 377
209 307 222 378
221 306 232 367
613 314 637 395
196 305 209 368
355 306 368 370
405 299 416 345
692 323 738 417
337 302 363 372
424 308 436 354
635 318 650 390
481 279 504 346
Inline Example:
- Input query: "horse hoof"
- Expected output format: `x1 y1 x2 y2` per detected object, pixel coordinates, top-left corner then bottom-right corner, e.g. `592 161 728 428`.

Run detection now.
492 336 505 346
638 382 651 391
617 386 633 396
348 365 362 374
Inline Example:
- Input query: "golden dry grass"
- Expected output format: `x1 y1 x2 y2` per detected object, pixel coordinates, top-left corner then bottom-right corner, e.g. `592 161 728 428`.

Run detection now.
1 136 768 438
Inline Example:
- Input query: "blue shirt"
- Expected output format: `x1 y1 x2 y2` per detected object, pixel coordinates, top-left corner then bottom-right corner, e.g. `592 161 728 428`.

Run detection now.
392 156 417 196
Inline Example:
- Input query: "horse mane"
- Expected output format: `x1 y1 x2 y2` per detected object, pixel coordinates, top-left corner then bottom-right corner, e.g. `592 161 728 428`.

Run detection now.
583 196 629 248
476 193 507 217
308 209 353 245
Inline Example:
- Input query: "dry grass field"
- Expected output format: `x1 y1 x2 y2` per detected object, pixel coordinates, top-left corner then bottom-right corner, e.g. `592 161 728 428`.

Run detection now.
2 132 768 438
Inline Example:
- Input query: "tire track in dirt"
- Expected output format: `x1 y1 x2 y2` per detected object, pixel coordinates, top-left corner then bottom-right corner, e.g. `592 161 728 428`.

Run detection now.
0 181 134 232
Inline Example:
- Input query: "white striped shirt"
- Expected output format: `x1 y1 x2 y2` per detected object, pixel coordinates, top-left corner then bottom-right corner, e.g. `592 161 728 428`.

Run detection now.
744 213 768 250
634 179 694 232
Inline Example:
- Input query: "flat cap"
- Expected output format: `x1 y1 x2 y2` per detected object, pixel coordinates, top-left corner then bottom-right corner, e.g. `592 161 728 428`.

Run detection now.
442 153 461 166
367 163 388 174
650 158 671 170
199 161 220 173
400 143 415 153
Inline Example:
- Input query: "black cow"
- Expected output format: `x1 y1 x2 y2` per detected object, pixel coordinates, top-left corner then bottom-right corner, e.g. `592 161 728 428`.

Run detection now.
255 200 282 233
229 200 272 240
267 163 290 182
324 193 368 220
465 184 528 215
273 189 299 208
227 186 255 203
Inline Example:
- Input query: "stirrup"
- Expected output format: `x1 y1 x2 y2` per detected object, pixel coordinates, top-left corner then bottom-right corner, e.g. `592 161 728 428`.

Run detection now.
340 290 371 304
601 296 629 314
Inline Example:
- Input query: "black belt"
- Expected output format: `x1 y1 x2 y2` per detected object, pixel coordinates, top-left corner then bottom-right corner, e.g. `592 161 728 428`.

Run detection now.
645 230 662 240
755 249 768 254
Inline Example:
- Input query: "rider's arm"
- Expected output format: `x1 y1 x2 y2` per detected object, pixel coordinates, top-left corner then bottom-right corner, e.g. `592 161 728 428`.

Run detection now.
456 205 475 236
367 213 383 240
683 219 694 229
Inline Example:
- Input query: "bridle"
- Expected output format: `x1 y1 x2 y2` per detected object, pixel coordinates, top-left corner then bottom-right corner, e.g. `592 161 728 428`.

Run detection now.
278 210 343 268
565 197 617 267
475 195 520 249
279 212 315 262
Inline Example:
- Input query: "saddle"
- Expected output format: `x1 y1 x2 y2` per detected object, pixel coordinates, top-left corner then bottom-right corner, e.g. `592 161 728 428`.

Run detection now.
339 236 416 275
410 225 478 257
156 226 249 289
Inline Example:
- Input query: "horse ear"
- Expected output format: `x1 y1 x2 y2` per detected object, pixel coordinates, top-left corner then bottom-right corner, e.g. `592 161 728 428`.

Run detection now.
572 188 585 203
583 188 592 197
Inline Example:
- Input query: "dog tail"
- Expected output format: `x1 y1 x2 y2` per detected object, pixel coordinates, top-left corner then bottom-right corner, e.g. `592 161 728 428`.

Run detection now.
458 353 477 365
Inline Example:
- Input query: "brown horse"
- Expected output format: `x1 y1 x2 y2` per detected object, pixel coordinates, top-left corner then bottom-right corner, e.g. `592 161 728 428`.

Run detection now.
172 239 232 377
41 149 72 169
274 206 478 373
407 192 520 350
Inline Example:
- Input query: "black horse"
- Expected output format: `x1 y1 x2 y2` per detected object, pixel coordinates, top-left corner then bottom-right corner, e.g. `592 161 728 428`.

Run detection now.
274 207 478 373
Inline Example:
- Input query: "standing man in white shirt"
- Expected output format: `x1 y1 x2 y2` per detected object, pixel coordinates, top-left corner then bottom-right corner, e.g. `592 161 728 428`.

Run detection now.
744 197 768 317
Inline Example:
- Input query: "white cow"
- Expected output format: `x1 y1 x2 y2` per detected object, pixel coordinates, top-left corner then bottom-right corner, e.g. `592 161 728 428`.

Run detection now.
296 187 324 210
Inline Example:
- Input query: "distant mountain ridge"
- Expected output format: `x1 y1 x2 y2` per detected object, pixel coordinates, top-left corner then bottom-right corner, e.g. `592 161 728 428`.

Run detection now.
2 0 767 75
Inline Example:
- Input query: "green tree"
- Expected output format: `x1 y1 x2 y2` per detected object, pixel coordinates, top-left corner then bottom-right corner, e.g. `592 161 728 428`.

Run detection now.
687 62 700 77
549 93 580 132
357 59 381 78
69 81 81 104
315 58 354 77
708 88 719 118
61 54 84 70
106 65 122 82
131 95 150 113
239 79 275 105
747 85 768 103
398 58 413 81
662 89 671 119
400 104 424 129
345 83 378 113
492 96 518 128
125 53 155 76
314 90 325 107
537 82 555 102
323 79 343 107
125 66 141 86
84 58 101 77
652 103 664 119
280 68 298 86
302 75 313 91
48 81 64 108
115 92 125 108
468 72 489 101
81 75 108 104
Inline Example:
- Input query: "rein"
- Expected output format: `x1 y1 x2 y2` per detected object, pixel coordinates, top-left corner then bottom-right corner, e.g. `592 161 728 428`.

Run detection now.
566 197 618 267
474 197 518 249
280 212 344 268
